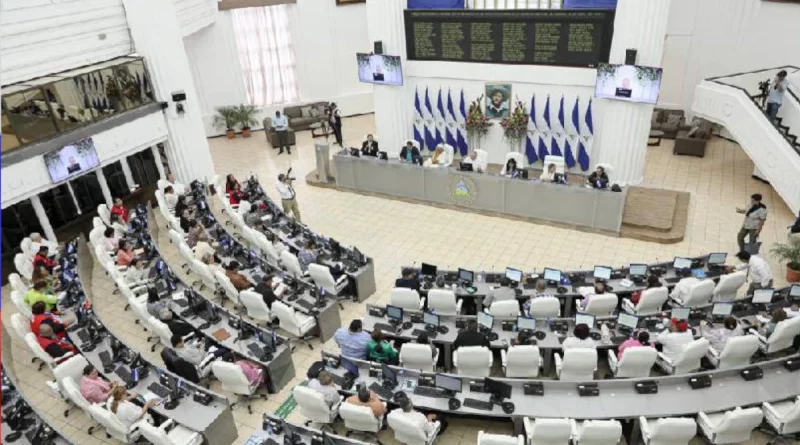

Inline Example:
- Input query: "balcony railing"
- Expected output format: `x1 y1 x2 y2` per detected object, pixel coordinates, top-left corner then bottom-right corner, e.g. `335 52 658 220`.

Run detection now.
1 56 155 154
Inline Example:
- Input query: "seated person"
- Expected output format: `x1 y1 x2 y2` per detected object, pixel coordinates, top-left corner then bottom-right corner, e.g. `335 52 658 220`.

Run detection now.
586 165 609 189
394 399 439 436
361 134 379 156
178 208 194 233
483 277 516 308
225 261 251 291
462 150 485 173
562 323 596 349
158 308 194 338
298 240 318 271
31 265 59 293
761 308 787 338
110 197 130 223
202 253 225 276
415 332 437 358
617 331 654 359
523 279 556 316
24 281 59 312
107 386 159 429
254 274 277 309
346 385 387 419
80 365 116 404
33 246 57 272
578 280 610 311
395 268 421 292
367 328 398 364
400 141 421 164
37 324 76 358
30 232 59 254
334 320 371 360
102 227 120 253
540 163 557 182
700 316 742 351
503 158 521 179
630 275 662 305
171 334 207 366
167 173 187 196
225 174 241 195
429 145 447 167
109 214 129 238
656 318 694 362
453 320 490 350
116 239 135 267
30 301 69 339
125 258 149 287
164 186 179 212
186 220 210 248
146 288 167 318
229 182 245 206
308 371 341 407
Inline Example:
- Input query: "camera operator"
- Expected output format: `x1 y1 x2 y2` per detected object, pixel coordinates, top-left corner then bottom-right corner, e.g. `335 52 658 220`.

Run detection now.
766 70 788 122
327 102 343 146
276 171 302 223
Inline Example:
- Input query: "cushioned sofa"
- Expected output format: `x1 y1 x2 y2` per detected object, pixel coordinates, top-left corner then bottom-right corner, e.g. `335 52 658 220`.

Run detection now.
651 109 690 139
283 101 327 131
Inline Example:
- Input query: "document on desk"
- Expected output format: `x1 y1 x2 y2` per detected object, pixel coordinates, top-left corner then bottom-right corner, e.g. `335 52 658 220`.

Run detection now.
756 315 771 324
140 391 160 403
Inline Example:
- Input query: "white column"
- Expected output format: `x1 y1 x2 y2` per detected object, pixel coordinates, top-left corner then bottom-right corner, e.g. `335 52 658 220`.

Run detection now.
30 196 57 242
120 159 136 190
65 182 82 215
367 0 411 158
594 0 671 186
121 0 216 184
96 169 114 207
152 144 167 180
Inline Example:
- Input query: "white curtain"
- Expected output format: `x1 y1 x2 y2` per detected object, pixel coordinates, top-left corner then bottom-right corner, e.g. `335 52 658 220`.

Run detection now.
232 6 299 106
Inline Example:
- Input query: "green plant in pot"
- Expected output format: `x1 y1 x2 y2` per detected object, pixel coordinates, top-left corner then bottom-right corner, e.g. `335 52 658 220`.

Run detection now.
770 236 800 283
213 106 239 139
235 104 259 138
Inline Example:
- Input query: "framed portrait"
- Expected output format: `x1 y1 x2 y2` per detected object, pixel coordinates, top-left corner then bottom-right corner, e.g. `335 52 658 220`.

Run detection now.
336 0 365 5
485 83 511 120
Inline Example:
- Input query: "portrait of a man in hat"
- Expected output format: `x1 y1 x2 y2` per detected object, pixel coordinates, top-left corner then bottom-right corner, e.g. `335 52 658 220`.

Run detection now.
485 83 511 119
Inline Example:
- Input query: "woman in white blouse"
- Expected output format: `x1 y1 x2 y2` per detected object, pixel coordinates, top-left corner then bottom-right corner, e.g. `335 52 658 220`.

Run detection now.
561 323 597 349
107 386 159 429
540 163 557 182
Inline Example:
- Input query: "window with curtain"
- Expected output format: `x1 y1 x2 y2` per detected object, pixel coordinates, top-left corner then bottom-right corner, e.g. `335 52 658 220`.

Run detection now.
232 6 299 106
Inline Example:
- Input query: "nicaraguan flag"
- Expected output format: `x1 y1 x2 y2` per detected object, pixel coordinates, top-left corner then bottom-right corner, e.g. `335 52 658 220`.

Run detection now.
445 90 458 149
413 88 424 149
585 99 594 136
525 95 538 164
564 138 576 169
578 140 590 171
564 97 580 169
456 89 468 156
538 135 549 161
551 135 563 157
423 87 436 150
543 95 551 131
435 88 446 147
557 95 565 132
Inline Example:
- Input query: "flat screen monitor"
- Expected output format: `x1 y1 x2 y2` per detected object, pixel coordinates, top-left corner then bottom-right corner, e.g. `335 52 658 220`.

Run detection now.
505 267 522 283
484 377 512 400
420 263 437 277
458 268 474 284
423 312 439 327
752 289 775 304
790 284 800 298
672 307 690 321
629 264 648 277
593 266 612 280
575 312 596 329
477 311 494 330
517 317 536 331
356 53 403 86
707 252 727 266
435 374 462 393
543 268 561 282
712 302 733 316
43 137 100 183
340 356 359 376
594 63 663 104
381 363 397 384
673 257 692 270
386 305 404 321
616 313 639 330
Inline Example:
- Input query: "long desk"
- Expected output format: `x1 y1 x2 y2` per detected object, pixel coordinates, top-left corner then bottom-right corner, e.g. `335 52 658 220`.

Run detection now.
333 152 627 234
254 414 373 445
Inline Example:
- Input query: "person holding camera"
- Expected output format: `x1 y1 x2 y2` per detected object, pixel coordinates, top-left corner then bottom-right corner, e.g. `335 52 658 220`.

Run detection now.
277 173 301 223
766 70 788 122
328 102 343 146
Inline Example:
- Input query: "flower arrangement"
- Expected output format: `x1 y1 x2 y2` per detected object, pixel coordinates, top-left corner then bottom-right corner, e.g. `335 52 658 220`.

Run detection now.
500 99 529 150
465 95 492 146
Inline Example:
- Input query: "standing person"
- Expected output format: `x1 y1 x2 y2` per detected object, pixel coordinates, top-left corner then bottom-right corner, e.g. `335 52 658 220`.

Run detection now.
273 111 291 155
736 193 767 252
765 70 788 122
730 250 774 294
334 320 371 360
328 102 343 146
276 173 301 223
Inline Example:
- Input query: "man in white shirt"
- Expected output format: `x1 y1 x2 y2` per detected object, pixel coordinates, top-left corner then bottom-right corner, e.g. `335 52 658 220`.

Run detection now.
171 334 209 367
655 319 694 362
561 324 597 349
395 398 439 437
273 111 291 155
307 371 341 407
765 70 787 122
700 317 743 352
276 174 301 223
462 150 485 173
164 186 178 212
125 258 150 288
731 250 773 295
167 173 186 196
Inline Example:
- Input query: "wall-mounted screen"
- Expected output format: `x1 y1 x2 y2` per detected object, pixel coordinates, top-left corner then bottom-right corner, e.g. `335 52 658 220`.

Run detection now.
594 63 663 104
43 137 100 183
356 53 404 86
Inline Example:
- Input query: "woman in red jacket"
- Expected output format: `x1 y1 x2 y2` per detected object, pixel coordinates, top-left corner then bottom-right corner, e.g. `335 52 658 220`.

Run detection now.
110 197 129 223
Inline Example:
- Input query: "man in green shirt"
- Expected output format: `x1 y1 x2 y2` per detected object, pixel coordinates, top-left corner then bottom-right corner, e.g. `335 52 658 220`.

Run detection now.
24 281 59 311
367 328 398 364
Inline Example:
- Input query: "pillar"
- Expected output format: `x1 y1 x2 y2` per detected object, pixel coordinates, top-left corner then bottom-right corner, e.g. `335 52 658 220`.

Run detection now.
120 158 136 190
594 0 671 186
121 0 216 184
152 144 167 180
65 182 82 215
96 169 114 207
30 196 57 242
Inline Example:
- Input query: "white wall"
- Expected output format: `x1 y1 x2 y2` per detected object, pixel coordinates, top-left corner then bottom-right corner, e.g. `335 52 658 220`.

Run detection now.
1 111 169 208
175 0 218 37
0 0 133 85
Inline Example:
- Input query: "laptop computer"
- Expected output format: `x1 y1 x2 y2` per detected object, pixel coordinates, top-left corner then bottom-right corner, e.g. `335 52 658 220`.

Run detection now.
459 162 473 172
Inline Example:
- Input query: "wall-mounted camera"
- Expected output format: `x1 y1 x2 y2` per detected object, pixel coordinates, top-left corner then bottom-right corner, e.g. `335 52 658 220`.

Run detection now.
171 90 187 116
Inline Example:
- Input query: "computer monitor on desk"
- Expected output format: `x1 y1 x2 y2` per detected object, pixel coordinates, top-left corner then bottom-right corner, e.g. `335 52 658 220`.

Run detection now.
543 268 561 285
708 253 727 268
423 312 440 330
420 263 437 278
593 266 612 281
381 364 397 388
616 313 638 334
340 356 359 377
629 264 648 281
790 285 800 301
752 289 775 307
672 307 690 321
484 378 512 404
478 311 494 332
673 257 693 271
459 162 473 172
517 317 536 332
575 313 596 329
712 302 733 321
505 267 522 284
387 305 403 326
458 268 474 285
435 374 462 396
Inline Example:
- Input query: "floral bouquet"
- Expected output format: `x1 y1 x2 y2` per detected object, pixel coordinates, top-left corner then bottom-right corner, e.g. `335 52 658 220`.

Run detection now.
465 95 492 145
500 99 529 150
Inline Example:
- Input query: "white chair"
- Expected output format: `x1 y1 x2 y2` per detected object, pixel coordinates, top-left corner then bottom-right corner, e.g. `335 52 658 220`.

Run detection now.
477 431 525 445
97 204 111 226
623 288 668 315
339 401 385 441
571 419 622 445
20 237 34 257
9 273 29 294
168 229 185 246
656 338 709 375
189 259 218 291
24 332 75 372
706 335 759 369
237 200 252 217
672 278 714 308
501 345 542 378
543 155 566 174
427 289 463 314
523 417 572 445
280 250 305 278
752 317 800 354
473 149 489 172
500 152 527 174
271 301 316 348
53 355 90 413
148 319 175 352
391 288 425 311
308 263 349 296
92 216 106 229
14 253 33 280
452 346 492 377
583 293 618 317
11 290 33 318
139 419 203 445
130 300 160 346
607 347 657 378
253 231 281 264
488 300 520 317
639 417 697 445
697 407 763 444
555 349 597 381
89 228 106 249
240 290 274 325
762 397 800 443
214 270 246 307
528 297 561 318
178 243 196 269
712 272 747 302
62 379 102 434
293 386 342 432
89 403 144 442
387 409 441 445
10 313 32 342
399 343 439 372
594 163 614 184
211 361 267 414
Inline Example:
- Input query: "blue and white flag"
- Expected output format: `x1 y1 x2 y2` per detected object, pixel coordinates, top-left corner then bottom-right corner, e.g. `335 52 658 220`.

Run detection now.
525 95 538 164
551 135 563 158
578 98 593 171
435 88 446 147
564 96 580 169
543 95 551 131
413 88 425 149
538 135 549 161
557 95 565 133
423 87 436 150
578 140 590 171
584 99 594 136
445 90 458 149
564 138 576 169
456 89 468 156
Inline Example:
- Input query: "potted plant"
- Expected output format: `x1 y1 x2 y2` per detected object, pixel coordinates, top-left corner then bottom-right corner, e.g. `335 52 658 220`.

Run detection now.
770 236 800 282
500 99 529 152
235 104 259 138
465 95 492 148
213 106 238 139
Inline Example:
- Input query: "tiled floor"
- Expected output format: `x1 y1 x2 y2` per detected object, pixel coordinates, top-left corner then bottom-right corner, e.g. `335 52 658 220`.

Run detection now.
3 113 794 445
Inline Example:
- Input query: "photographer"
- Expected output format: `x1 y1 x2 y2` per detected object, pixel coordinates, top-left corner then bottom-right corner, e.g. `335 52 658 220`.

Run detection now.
276 171 302 223
327 102 343 146
766 70 788 122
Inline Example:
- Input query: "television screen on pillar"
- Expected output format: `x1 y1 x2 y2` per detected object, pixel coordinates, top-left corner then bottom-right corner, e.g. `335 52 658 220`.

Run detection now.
594 63 663 105
356 53 404 86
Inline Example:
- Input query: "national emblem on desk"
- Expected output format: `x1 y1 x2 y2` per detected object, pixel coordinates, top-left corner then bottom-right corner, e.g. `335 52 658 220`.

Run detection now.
448 175 477 205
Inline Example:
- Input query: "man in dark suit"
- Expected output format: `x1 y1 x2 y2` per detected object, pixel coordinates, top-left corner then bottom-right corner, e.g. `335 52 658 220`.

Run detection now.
254 274 277 309
453 320 491 350
361 134 379 156
399 141 421 164
394 268 420 292
372 66 385 81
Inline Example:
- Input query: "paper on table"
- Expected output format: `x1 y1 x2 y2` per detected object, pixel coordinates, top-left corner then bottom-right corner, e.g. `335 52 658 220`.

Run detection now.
140 391 160 403
756 315 771 324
